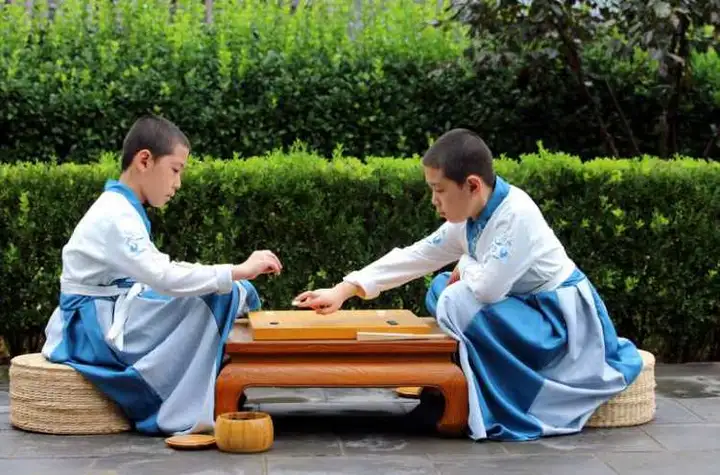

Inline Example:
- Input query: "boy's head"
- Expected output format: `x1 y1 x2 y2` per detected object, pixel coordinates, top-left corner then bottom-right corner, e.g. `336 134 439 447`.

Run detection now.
120 114 190 208
422 128 495 223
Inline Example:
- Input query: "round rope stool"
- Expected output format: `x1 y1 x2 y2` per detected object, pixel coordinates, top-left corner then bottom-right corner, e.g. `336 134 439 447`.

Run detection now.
9 353 131 435
586 349 656 428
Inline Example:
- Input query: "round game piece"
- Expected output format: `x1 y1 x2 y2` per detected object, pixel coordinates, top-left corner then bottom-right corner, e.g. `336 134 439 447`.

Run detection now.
164 434 217 450
395 386 423 398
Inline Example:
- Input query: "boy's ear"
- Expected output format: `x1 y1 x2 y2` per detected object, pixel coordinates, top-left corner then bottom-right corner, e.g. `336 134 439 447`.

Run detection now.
466 175 483 194
133 149 153 171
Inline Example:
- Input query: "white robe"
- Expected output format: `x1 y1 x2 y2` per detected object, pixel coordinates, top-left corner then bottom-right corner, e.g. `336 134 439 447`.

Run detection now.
42 179 260 435
344 176 644 441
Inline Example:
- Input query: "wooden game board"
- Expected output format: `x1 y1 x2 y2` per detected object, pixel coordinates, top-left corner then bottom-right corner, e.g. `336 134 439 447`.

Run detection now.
248 309 433 340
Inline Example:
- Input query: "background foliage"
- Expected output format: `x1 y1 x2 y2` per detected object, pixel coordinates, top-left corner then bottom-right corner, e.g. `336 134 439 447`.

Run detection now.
1 0 718 165
1 149 719 362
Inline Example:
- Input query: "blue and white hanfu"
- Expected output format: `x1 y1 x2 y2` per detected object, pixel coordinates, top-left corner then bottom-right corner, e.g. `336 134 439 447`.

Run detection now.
42 180 261 436
343 176 643 441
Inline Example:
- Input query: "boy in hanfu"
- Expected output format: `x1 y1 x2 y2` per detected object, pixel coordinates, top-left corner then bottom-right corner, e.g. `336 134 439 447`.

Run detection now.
293 128 643 441
42 115 282 435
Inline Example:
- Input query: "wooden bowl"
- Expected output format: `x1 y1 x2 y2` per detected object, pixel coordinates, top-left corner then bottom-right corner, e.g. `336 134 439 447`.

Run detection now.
215 411 274 453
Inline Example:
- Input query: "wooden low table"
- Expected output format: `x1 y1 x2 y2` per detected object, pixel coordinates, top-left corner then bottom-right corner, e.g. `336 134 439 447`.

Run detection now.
215 317 469 437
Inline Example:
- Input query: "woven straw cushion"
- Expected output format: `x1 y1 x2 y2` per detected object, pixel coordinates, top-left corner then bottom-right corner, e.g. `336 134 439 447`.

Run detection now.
9 353 131 434
586 349 656 428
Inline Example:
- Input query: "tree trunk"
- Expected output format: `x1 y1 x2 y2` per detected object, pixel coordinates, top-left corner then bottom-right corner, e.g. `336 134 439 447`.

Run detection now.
204 0 213 24
559 33 620 157
666 14 689 156
703 125 720 158
605 78 642 156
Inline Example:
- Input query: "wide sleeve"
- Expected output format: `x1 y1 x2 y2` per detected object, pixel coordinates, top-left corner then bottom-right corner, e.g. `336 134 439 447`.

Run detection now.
457 253 474 274
104 213 234 297
343 222 464 299
460 212 534 303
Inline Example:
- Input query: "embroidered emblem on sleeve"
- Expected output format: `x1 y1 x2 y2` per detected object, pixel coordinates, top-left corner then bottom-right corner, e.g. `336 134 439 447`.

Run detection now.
489 233 512 262
118 223 150 256
425 227 447 246
124 233 148 256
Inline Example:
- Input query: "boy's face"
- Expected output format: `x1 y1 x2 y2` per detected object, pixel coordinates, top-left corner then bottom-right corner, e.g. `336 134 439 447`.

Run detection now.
137 144 189 207
424 166 482 223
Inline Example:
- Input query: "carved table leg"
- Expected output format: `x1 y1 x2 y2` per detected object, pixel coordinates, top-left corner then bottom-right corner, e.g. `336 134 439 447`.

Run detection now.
432 364 468 436
215 365 249 417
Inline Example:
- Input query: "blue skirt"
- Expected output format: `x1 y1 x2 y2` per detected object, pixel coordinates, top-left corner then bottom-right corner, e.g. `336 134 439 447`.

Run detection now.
41 280 261 435
426 269 643 441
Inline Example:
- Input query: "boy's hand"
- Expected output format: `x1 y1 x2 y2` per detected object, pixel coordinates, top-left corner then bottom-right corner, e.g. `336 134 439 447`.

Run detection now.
448 265 460 285
232 250 282 280
292 282 359 315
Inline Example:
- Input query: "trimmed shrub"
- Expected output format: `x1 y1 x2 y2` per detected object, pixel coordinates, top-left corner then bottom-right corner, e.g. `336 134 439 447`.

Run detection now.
0 147 719 362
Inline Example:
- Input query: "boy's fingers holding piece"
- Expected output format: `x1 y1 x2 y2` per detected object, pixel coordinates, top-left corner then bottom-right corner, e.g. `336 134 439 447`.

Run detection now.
292 291 315 306
265 251 282 270
258 255 280 274
297 290 316 300
268 259 282 274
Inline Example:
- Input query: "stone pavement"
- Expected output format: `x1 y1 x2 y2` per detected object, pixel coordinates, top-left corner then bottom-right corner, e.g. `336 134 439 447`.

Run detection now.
1 362 720 474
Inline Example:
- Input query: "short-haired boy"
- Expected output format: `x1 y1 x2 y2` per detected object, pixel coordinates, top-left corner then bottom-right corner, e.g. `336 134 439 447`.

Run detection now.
42 115 283 435
294 128 643 441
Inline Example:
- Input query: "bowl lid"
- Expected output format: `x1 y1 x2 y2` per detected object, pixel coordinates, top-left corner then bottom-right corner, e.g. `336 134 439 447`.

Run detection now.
165 434 216 450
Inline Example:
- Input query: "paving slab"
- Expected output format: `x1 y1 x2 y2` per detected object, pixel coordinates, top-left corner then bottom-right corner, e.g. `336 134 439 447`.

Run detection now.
673 397 720 421
1 361 720 475
267 455 437 475
1 430 135 458
268 432 344 457
641 423 720 451
90 452 265 475
0 416 11 432
499 426 664 455
655 363 720 398
434 454 617 475
340 433 507 458
598 449 720 475
0 457 96 475
651 396 704 424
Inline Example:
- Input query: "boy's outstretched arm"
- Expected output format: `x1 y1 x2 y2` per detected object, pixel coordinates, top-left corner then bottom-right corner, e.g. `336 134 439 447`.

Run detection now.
105 213 282 297
293 222 464 314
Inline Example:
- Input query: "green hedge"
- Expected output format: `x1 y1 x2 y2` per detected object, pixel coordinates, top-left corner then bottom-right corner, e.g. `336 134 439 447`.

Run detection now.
1 0 719 164
1 148 719 363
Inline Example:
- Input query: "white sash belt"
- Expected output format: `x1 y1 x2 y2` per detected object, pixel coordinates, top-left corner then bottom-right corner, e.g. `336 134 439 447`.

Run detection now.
60 282 130 297
60 280 144 351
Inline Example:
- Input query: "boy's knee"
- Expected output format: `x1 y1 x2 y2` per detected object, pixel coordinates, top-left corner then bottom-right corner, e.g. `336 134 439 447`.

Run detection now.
429 272 451 295
436 282 480 329
441 277 475 301
425 272 452 317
